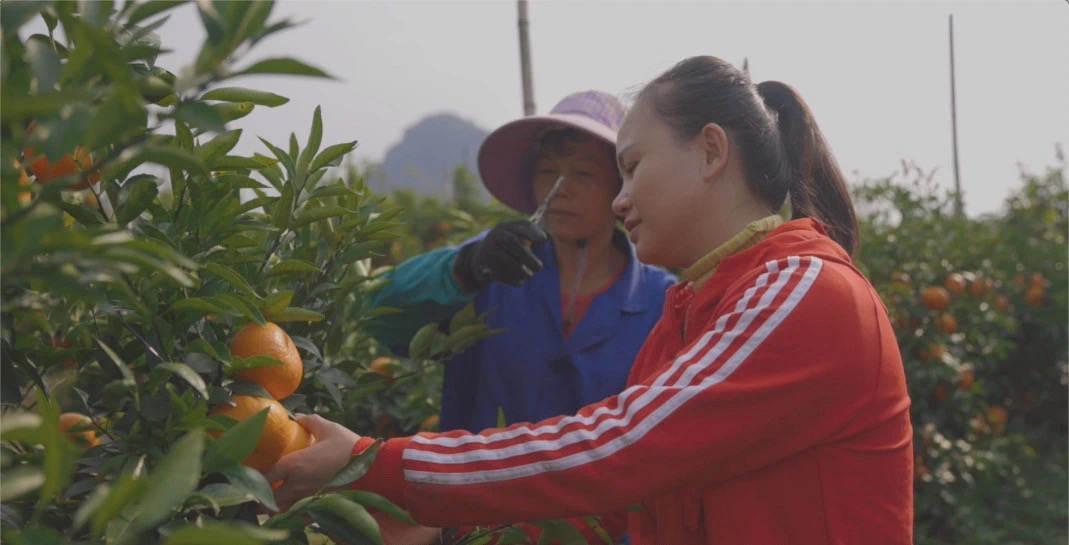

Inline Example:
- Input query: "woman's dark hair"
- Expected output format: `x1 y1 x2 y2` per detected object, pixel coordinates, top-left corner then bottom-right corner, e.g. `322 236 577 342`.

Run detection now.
639 55 859 255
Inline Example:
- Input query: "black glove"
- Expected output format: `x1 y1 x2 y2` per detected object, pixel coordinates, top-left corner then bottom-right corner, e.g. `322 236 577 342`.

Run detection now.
453 220 548 291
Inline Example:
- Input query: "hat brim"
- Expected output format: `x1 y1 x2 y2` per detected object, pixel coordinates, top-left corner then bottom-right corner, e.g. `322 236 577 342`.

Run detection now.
478 113 618 214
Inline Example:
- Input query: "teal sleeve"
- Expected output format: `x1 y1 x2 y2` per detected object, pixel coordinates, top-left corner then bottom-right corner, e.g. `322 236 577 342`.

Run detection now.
364 246 476 354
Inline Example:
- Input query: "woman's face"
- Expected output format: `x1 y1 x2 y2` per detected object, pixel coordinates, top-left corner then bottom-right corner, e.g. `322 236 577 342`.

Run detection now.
612 97 711 269
531 136 620 244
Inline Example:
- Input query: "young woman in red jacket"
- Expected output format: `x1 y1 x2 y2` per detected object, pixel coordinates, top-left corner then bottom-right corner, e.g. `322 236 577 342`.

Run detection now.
268 55 914 544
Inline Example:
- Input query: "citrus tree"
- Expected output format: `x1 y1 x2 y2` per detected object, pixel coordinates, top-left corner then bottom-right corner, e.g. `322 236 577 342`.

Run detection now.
855 159 1068 544
1 2 492 543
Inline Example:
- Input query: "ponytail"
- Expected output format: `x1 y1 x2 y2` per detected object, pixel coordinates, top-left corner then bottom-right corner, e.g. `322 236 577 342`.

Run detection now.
757 81 859 255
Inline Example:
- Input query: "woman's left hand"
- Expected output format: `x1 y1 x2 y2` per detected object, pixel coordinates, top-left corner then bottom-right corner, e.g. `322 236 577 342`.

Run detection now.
264 414 362 511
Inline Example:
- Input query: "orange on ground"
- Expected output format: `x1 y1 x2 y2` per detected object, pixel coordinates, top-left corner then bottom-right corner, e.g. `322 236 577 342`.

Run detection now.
920 286 951 311
25 146 99 189
957 368 975 391
420 414 440 432
210 395 295 472
937 313 958 334
368 356 397 383
230 322 303 400
944 273 966 295
59 412 100 448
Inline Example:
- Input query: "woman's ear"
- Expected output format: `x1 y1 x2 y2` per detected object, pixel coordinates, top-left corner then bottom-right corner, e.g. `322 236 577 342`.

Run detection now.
697 122 730 182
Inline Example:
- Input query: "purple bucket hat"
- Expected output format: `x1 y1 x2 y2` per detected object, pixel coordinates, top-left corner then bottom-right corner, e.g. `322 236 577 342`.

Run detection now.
477 90 626 214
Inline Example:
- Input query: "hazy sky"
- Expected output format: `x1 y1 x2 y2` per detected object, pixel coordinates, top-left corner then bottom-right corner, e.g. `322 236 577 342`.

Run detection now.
149 0 1068 215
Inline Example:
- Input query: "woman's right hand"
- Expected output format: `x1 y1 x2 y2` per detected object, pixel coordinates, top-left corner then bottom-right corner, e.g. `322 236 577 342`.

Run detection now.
264 414 362 511
452 220 548 291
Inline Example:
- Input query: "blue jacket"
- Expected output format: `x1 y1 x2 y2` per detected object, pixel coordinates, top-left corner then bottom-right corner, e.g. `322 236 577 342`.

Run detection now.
367 230 675 432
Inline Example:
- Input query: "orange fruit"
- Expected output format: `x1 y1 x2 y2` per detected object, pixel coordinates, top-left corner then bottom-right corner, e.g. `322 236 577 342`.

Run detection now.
890 272 911 288
933 384 949 401
919 343 946 363
920 286 951 311
230 322 303 400
968 277 991 297
1029 273 1048 289
420 414 440 432
994 295 1011 312
937 313 958 334
281 420 315 456
944 273 966 295
17 167 32 204
25 146 99 189
210 395 296 472
59 413 100 448
1025 286 1045 307
986 406 1008 427
368 356 397 384
957 368 975 391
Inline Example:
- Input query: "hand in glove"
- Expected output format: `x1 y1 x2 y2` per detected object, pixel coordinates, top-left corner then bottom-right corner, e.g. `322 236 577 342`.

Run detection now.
452 220 548 291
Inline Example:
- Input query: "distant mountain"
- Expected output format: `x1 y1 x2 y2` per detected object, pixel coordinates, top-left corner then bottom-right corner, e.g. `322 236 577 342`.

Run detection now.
370 113 489 199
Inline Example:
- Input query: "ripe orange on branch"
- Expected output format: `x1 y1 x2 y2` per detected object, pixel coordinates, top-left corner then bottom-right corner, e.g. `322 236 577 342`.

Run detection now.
59 412 100 448
944 273 966 295
210 395 296 471
921 286 951 311
230 322 303 400
24 146 100 190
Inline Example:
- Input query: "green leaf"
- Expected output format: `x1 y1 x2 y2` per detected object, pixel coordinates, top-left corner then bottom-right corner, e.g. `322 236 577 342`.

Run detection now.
449 303 478 334
338 490 416 525
91 469 146 537
0 412 42 436
126 431 204 535
232 57 334 79
309 141 358 173
259 137 295 177
116 176 159 225
214 101 255 123
307 495 382 545
408 323 441 360
272 184 294 229
327 441 380 488
267 307 325 323
261 290 294 316
203 407 268 474
495 526 531 545
189 483 256 508
198 129 242 160
204 262 259 299
57 199 104 226
214 293 266 325
163 522 288 545
96 339 135 383
171 297 238 317
211 155 266 170
159 362 209 399
221 465 279 512
0 466 45 501
292 204 354 228
177 101 226 132
497 406 508 428
73 483 112 531
126 0 188 27
298 106 323 172
266 259 319 277
125 145 209 178
202 86 289 107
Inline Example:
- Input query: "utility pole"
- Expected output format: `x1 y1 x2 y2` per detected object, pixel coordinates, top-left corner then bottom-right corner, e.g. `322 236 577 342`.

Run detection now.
517 0 536 115
949 14 964 216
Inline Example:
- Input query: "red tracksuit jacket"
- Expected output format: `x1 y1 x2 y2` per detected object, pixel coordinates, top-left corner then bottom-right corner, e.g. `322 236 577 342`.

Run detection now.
356 219 914 544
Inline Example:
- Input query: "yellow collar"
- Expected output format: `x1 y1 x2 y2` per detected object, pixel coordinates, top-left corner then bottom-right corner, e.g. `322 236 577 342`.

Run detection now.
680 215 785 288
